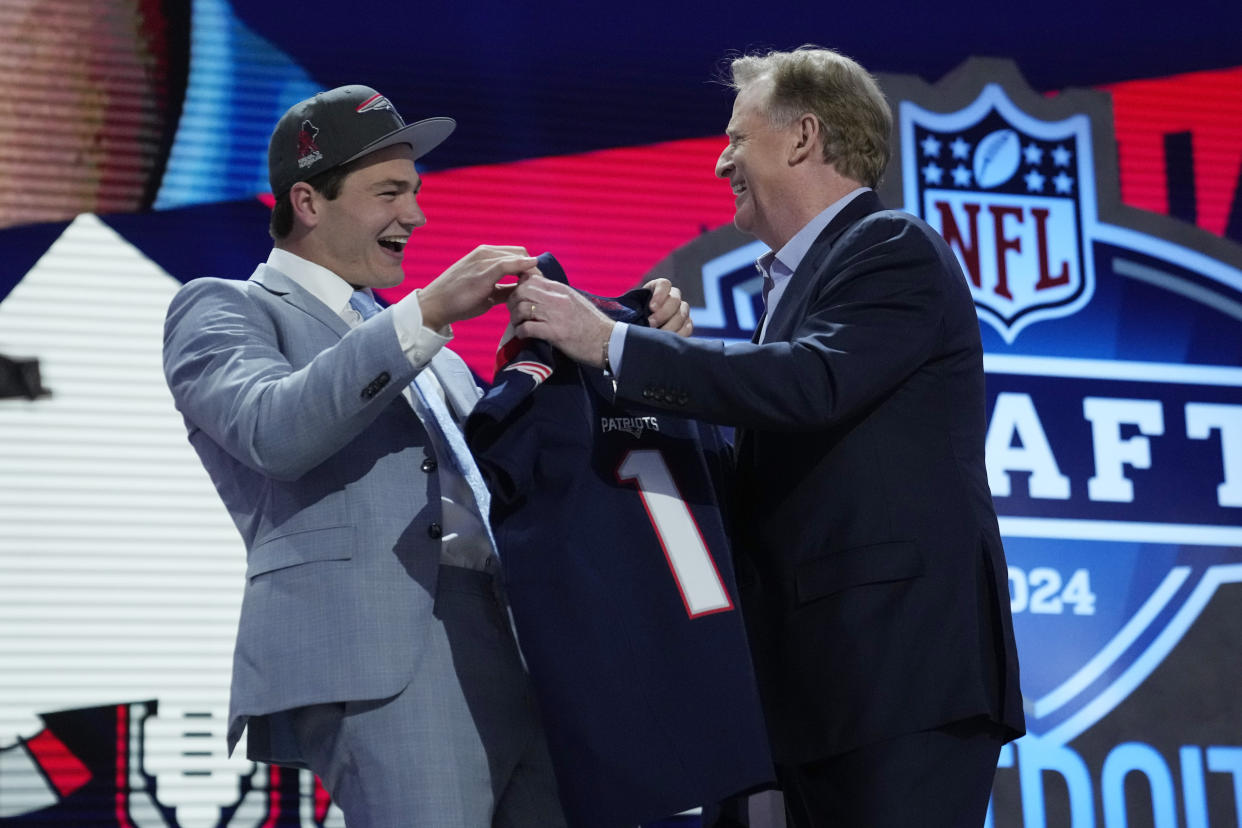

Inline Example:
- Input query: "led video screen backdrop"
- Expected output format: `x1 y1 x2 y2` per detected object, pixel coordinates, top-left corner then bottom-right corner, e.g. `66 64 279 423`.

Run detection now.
1 1 1241 825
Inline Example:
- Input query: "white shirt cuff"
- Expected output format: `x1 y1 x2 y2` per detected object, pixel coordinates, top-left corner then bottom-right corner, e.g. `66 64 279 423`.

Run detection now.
608 322 628 377
391 289 452 368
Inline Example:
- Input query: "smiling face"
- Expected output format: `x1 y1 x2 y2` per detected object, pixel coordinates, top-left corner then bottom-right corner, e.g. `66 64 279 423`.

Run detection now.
307 143 425 289
715 75 801 251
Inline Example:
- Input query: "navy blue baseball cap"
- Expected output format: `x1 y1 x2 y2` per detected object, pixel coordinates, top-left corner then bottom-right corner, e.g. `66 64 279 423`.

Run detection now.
268 85 455 197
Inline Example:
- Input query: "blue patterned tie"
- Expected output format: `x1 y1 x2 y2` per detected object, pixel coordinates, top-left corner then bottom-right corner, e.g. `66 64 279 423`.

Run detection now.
757 270 776 343
347 291 496 549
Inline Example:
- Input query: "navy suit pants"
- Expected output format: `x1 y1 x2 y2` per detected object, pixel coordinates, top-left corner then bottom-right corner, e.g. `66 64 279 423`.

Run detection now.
777 716 1005 828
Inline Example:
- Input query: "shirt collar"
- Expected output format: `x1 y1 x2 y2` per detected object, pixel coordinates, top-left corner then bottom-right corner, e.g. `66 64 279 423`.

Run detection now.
266 248 365 320
757 186 870 278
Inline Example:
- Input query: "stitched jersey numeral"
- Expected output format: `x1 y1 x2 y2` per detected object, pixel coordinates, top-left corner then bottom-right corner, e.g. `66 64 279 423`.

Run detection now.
617 449 733 618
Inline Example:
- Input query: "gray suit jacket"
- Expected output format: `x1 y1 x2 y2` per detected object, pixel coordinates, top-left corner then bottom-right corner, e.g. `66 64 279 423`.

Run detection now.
163 263 482 755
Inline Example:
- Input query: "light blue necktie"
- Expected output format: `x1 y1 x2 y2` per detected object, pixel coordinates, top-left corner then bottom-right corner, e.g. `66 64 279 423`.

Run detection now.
348 291 496 551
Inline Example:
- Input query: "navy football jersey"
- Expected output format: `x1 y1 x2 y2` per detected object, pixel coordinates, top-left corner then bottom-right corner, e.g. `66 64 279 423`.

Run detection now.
465 254 773 828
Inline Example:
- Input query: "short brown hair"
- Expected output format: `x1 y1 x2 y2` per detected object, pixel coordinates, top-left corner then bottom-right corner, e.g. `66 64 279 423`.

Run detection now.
268 160 356 240
728 46 892 189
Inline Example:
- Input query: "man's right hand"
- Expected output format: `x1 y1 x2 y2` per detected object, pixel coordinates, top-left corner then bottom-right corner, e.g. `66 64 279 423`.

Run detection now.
418 245 538 330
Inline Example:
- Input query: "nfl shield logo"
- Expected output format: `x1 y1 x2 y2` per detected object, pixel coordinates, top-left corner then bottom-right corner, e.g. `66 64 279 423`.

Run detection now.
901 85 1097 343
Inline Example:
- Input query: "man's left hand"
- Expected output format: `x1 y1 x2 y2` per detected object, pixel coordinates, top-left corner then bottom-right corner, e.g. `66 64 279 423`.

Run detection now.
510 274 614 367
643 278 693 337
508 275 695 369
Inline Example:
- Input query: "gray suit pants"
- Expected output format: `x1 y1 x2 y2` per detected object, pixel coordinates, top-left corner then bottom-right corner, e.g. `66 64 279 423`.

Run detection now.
290 566 566 827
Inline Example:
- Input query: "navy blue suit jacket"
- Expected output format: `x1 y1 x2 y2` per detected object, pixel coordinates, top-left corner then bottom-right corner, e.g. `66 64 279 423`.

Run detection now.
617 191 1025 764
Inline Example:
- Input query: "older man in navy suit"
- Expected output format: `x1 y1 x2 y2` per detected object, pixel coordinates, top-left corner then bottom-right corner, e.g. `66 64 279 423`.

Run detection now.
510 48 1025 827
163 85 690 826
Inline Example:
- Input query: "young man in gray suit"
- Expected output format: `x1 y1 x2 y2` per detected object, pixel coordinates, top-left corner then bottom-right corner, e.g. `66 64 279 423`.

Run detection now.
163 85 690 826
508 48 1025 827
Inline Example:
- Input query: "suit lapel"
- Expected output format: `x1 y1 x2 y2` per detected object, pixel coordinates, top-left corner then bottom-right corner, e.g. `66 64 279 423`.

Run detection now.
762 190 884 344
250 264 352 339
736 192 884 457
429 351 480 423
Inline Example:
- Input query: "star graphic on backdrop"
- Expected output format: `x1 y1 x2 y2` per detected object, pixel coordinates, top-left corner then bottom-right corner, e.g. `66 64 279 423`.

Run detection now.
1023 143 1044 165
950 137 971 159
1052 145 1072 166
1024 169 1046 192
951 164 972 187
922 161 944 184
921 134 942 157
1053 171 1075 194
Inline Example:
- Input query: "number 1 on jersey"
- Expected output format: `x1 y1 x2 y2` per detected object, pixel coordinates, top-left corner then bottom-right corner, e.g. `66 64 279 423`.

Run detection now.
617 449 733 618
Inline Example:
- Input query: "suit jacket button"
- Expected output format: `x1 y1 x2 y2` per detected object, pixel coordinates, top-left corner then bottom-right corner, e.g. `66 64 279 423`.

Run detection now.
642 389 652 399
361 372 392 399
677 393 688 405
427 523 443 540
421 458 437 473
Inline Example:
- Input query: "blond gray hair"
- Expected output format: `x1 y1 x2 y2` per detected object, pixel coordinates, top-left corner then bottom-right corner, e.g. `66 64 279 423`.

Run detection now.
728 46 892 188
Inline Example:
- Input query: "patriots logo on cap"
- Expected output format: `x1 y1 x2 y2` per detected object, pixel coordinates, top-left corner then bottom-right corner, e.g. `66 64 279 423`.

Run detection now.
356 93 397 115
296 119 323 169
